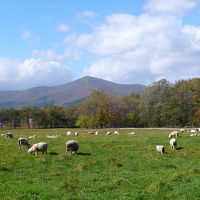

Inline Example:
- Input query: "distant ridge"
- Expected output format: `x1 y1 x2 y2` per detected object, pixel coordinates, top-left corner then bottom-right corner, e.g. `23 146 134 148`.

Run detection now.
0 76 147 108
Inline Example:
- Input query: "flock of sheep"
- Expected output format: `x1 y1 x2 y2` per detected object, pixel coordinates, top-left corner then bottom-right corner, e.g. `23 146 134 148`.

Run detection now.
156 128 200 155
1 128 199 156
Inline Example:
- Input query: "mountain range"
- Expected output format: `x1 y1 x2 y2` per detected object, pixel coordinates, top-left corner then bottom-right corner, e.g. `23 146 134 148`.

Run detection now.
0 76 147 108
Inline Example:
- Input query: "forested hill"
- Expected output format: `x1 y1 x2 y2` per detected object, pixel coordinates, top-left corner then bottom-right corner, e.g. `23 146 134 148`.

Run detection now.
0 76 146 108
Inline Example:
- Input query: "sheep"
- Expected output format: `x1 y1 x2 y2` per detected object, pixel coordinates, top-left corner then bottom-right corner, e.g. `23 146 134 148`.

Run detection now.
114 131 119 135
190 133 197 136
168 131 179 138
28 142 48 155
46 135 58 138
6 132 13 138
106 131 112 135
74 132 79 136
18 138 30 148
28 135 36 139
1 134 6 137
95 131 99 135
66 140 79 155
88 132 94 135
156 145 165 155
191 129 197 133
128 132 135 135
180 128 185 133
170 138 177 150
66 131 71 136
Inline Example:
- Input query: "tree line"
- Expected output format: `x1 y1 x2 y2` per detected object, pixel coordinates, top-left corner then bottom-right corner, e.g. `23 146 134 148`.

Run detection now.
1 78 200 129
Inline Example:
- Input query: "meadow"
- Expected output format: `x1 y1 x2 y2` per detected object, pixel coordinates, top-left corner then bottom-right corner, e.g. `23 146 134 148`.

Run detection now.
0 128 200 200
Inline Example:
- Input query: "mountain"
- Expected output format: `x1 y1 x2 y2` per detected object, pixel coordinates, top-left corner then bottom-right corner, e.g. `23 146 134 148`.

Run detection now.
0 76 147 108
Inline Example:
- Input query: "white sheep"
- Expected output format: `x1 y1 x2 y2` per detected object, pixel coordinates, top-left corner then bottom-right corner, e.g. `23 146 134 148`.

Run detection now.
6 132 13 138
28 142 48 155
180 128 185 133
95 131 99 135
66 140 79 155
46 135 58 138
191 129 197 133
18 138 30 148
106 131 112 135
1 134 6 137
74 132 79 136
156 145 165 154
128 132 135 135
28 135 36 139
170 138 177 150
168 131 179 138
66 131 71 136
190 133 197 136
114 131 119 135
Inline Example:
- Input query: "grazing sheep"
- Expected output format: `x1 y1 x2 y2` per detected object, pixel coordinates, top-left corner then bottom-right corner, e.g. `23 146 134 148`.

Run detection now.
66 140 79 155
74 132 79 136
66 131 71 136
46 135 58 138
18 138 30 148
128 132 135 135
180 128 185 133
106 131 112 135
95 131 99 135
88 132 94 135
168 131 179 138
1 134 6 137
114 131 119 135
28 135 36 139
156 145 165 155
190 133 197 136
170 138 177 150
28 142 48 155
6 132 13 138
191 129 197 133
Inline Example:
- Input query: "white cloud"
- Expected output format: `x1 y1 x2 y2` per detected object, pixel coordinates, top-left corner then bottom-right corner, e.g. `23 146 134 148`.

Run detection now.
81 11 98 18
0 50 73 90
21 31 40 44
56 24 70 32
72 6 200 85
144 0 197 16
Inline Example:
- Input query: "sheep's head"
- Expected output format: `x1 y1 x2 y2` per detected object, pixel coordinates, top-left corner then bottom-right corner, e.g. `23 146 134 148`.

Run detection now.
28 148 33 154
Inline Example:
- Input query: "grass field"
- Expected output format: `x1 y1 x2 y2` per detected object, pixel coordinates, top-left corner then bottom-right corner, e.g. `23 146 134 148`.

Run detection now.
0 128 200 200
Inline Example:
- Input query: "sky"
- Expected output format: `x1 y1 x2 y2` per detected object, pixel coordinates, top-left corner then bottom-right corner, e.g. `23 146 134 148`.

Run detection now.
0 0 200 90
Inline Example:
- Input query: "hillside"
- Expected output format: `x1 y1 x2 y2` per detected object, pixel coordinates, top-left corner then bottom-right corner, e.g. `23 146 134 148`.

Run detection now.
0 76 147 108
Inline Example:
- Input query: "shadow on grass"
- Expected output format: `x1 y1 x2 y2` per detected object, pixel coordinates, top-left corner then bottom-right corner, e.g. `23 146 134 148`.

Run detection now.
0 167 10 171
176 147 184 150
77 152 91 156
49 152 58 155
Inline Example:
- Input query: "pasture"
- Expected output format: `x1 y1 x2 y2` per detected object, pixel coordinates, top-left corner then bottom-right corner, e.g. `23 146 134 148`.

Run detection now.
0 128 200 200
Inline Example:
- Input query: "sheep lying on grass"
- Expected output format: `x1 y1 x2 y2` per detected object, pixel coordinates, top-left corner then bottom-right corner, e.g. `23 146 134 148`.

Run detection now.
66 140 79 155
28 142 48 155
170 138 177 150
114 131 119 135
46 135 58 138
1 134 6 137
128 132 135 135
106 131 111 135
18 138 30 148
168 131 179 138
95 131 99 135
156 145 165 155
28 135 36 139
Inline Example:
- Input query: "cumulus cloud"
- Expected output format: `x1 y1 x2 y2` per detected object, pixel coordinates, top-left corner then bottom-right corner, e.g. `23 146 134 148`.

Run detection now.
68 0 200 85
144 0 197 16
0 50 73 90
56 24 70 32
21 31 40 44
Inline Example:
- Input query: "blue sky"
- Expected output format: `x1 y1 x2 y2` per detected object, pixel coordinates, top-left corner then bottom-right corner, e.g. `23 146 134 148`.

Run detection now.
0 0 200 90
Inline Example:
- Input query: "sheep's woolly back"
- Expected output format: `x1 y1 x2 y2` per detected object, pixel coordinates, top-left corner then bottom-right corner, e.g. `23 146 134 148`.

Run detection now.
66 140 79 154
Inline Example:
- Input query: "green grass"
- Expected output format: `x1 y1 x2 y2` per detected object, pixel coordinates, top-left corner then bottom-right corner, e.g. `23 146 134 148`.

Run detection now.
0 128 200 200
